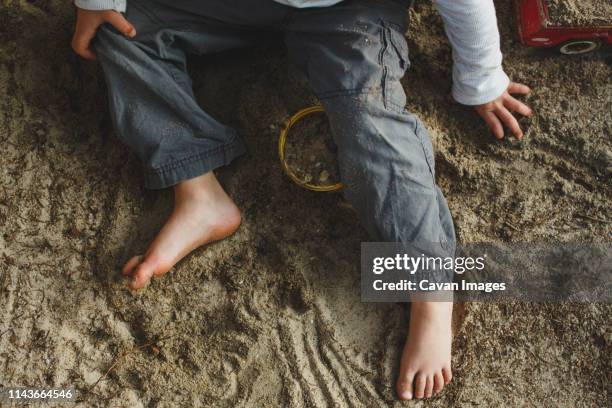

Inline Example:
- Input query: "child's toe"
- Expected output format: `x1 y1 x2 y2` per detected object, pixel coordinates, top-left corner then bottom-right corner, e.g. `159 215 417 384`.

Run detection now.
434 372 445 393
425 375 434 398
128 261 155 290
396 370 415 400
442 366 453 384
415 373 426 399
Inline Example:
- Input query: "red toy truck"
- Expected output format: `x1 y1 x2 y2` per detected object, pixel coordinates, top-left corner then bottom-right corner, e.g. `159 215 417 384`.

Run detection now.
515 0 612 54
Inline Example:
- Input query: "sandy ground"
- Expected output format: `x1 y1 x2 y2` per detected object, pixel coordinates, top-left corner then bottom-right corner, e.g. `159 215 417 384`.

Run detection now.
547 0 612 27
0 0 610 407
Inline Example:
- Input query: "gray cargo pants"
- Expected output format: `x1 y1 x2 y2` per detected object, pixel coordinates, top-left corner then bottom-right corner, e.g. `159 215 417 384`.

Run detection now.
94 0 455 247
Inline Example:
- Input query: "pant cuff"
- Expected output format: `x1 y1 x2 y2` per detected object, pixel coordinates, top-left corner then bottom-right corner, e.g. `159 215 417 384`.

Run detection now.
143 137 247 189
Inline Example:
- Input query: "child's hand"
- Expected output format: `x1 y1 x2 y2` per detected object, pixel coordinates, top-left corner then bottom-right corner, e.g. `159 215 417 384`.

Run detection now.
71 8 136 60
474 82 533 140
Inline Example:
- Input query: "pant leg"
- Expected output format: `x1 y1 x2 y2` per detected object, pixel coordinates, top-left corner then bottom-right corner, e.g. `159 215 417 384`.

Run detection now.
285 0 455 251
93 0 285 189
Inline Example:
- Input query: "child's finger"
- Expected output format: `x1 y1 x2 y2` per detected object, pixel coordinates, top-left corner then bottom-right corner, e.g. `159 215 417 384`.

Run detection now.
495 106 523 139
504 95 532 117
106 12 136 38
508 82 531 95
78 47 97 60
480 110 504 140
71 30 97 60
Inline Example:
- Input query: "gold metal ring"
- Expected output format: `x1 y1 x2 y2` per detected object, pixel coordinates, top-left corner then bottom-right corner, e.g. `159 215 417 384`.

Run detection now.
278 106 343 192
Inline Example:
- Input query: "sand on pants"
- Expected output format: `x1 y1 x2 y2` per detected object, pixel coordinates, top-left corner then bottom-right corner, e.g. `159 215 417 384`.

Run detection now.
0 0 610 407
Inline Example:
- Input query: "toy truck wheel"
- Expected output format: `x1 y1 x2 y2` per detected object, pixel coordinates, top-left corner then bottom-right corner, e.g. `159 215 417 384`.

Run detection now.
558 39 601 55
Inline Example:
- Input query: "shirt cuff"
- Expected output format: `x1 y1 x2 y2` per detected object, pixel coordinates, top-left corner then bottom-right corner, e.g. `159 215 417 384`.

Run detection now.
74 0 126 12
451 67 510 106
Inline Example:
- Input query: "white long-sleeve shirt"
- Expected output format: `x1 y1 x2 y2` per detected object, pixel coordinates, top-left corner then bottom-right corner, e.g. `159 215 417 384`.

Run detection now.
74 0 510 105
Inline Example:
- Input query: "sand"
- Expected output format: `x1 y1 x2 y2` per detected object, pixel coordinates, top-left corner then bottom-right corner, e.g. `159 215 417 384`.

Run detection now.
547 0 612 27
0 0 610 407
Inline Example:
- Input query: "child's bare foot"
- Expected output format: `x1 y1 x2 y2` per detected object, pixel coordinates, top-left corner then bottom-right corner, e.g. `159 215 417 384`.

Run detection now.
396 301 453 400
122 172 241 290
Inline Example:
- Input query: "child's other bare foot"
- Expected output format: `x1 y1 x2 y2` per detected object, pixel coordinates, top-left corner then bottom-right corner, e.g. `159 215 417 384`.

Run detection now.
396 301 453 400
122 172 241 290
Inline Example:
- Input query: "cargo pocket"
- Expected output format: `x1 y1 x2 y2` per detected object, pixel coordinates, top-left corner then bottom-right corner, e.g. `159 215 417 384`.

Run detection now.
380 20 410 112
